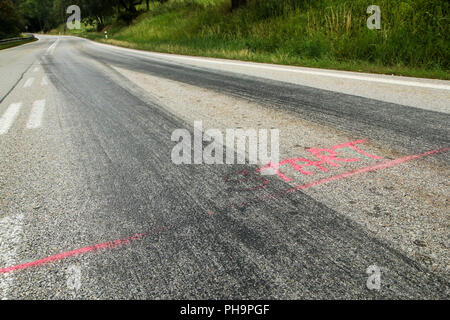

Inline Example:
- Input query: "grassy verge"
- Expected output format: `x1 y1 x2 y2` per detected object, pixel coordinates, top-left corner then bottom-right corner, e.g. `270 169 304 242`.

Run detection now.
50 0 449 80
0 37 37 50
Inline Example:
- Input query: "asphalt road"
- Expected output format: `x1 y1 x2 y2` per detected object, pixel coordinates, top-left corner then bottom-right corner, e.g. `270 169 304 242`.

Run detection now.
0 35 449 299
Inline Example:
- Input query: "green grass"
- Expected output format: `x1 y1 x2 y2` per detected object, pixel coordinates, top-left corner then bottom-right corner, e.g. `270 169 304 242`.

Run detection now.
0 37 37 50
49 0 449 79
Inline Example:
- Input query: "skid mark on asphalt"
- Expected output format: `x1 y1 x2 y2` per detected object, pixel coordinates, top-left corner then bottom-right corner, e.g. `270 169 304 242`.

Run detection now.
99 41 450 91
0 147 447 276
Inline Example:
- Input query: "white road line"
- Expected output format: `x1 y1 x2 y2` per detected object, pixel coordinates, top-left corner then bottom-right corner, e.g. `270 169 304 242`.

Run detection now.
164 56 450 91
26 99 46 129
41 76 49 86
0 214 24 300
46 42 55 55
89 39 450 91
0 103 22 135
23 77 35 88
46 38 59 55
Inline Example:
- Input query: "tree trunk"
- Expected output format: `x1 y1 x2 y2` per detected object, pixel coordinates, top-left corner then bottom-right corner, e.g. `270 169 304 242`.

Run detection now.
96 16 104 31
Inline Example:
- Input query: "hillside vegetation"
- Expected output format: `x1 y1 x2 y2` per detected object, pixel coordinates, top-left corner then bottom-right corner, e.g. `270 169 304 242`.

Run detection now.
51 0 449 79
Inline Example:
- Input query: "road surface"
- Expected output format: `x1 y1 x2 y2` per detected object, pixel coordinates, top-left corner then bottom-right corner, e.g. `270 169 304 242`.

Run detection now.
0 35 449 299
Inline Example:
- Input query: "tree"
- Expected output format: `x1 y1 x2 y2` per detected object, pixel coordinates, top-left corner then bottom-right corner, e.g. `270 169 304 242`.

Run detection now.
80 0 115 31
52 0 73 28
231 0 246 11
116 0 142 25
18 0 55 32
0 0 23 38
118 0 141 16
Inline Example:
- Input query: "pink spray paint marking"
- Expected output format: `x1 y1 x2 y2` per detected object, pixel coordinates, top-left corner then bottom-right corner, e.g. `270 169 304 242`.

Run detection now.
0 226 171 275
229 146 449 210
280 147 448 194
258 140 382 182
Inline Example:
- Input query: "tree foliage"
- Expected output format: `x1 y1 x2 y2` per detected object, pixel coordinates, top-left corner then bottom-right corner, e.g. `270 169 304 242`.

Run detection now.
0 0 24 38
231 0 246 11
1 0 256 34
0 0 140 33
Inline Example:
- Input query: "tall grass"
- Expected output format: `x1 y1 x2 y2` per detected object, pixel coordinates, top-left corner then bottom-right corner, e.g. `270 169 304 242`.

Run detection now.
54 0 449 78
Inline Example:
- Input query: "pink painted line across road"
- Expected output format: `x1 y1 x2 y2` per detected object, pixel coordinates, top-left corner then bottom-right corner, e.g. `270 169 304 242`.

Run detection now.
239 146 449 206
0 227 170 274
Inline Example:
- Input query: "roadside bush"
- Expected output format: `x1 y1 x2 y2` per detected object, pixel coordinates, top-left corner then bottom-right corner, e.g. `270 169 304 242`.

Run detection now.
0 0 23 39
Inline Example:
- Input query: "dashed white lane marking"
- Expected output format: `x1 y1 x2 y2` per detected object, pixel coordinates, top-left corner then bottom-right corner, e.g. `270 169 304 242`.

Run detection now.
0 103 22 135
0 214 24 300
46 38 59 55
41 76 48 86
23 78 35 88
26 100 46 129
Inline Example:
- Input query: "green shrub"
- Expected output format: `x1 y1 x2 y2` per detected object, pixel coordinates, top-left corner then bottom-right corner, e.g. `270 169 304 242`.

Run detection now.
60 0 450 78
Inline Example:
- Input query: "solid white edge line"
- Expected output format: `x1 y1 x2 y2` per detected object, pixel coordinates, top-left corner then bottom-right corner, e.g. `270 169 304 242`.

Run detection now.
83 37 450 91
